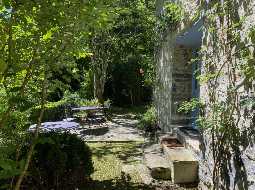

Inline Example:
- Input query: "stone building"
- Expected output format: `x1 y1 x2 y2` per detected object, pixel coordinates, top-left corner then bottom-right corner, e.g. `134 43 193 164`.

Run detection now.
155 0 255 189
155 0 203 131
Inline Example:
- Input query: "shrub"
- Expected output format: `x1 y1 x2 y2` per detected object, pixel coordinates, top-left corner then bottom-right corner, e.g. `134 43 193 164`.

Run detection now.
138 106 157 129
20 132 94 190
63 91 101 107
163 2 183 25
29 100 72 123
30 92 110 123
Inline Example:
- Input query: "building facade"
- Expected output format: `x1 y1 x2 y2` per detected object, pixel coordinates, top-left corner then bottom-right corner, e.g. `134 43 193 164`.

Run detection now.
155 0 255 189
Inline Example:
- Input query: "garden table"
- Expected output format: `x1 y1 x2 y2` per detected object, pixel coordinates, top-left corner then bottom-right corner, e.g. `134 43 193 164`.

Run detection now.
71 106 107 112
71 105 110 120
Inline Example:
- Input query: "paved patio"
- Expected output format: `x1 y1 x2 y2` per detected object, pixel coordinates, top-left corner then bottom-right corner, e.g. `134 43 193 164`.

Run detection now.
81 114 144 142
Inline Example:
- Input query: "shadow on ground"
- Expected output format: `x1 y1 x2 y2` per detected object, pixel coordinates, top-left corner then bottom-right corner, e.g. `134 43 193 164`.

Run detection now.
83 142 198 190
82 177 154 190
110 114 139 127
81 178 197 190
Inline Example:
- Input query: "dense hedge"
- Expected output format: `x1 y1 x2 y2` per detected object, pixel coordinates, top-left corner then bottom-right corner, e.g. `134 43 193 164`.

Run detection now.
21 132 94 190
29 96 102 123
29 101 73 123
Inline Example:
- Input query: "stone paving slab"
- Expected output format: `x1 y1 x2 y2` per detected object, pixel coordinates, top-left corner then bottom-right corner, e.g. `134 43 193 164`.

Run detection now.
144 153 171 180
137 164 154 185
81 115 145 142
29 114 145 142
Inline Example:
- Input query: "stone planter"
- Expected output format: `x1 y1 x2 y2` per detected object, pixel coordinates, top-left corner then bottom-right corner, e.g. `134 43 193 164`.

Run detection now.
163 145 199 184
160 136 184 148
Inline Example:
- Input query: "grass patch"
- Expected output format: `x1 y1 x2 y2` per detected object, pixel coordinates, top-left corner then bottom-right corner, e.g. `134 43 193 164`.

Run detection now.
89 142 143 182
82 142 196 190
80 142 154 190
111 106 148 120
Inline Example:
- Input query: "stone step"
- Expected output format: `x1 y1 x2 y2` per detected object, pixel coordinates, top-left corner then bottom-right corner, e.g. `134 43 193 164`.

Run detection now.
162 145 199 184
143 143 162 154
136 164 154 185
144 153 171 180
121 164 136 181
121 164 153 185
177 128 200 153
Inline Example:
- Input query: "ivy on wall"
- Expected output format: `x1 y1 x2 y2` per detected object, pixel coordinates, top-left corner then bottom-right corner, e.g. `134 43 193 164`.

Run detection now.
157 2 183 34
178 0 255 189
201 0 255 189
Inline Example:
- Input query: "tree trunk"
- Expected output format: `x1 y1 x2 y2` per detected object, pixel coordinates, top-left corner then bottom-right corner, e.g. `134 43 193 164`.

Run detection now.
94 71 105 104
14 73 47 190
92 33 111 105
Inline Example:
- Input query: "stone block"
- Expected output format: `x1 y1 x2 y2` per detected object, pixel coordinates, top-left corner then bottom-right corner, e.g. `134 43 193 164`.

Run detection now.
121 165 136 181
163 145 198 184
136 164 153 185
144 153 171 180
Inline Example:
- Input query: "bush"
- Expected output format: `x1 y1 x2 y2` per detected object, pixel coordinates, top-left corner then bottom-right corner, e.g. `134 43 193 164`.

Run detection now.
29 100 73 123
20 132 94 190
158 2 183 32
138 106 157 129
30 92 110 123
63 91 101 107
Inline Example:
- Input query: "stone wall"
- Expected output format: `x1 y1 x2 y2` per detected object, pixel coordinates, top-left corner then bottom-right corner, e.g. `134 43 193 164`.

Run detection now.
155 43 193 131
171 45 192 125
154 0 197 131
199 0 255 189
155 0 255 189
154 39 173 132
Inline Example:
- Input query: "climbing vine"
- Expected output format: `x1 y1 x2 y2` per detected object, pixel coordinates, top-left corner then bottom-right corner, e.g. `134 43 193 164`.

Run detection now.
156 1 184 41
199 0 255 189
179 0 255 189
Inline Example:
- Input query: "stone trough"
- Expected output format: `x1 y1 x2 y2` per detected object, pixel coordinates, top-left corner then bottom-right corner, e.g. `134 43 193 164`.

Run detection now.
160 136 184 148
161 136 199 184
139 136 199 185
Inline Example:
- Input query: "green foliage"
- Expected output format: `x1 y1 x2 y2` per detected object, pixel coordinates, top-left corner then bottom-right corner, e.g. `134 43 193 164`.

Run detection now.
78 69 94 99
138 106 157 129
17 132 93 189
242 26 255 83
163 3 183 25
0 128 27 189
30 92 108 123
0 1 120 188
101 0 156 105
0 0 158 188
178 98 204 114
0 158 25 182
0 0 118 126
29 100 70 123
158 2 183 31
62 92 100 107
